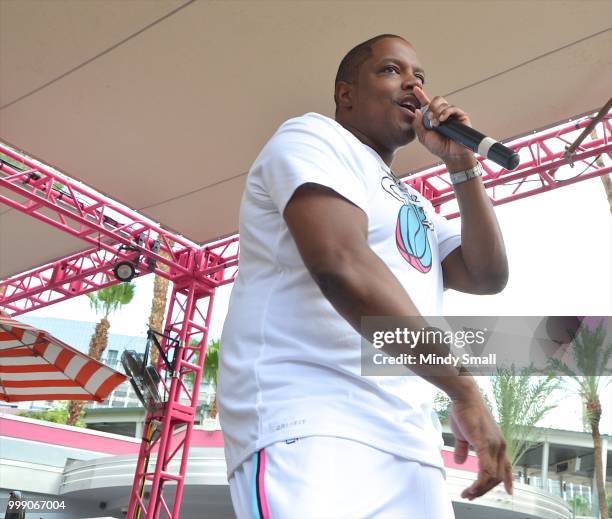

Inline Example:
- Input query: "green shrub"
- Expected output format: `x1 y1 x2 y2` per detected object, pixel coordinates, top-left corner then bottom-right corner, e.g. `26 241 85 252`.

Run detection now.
18 401 86 427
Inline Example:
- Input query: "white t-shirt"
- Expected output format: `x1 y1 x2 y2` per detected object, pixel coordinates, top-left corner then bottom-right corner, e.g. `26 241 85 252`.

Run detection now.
218 112 461 478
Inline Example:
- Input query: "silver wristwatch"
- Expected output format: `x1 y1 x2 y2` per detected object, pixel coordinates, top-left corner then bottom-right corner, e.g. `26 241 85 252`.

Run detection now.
449 161 484 185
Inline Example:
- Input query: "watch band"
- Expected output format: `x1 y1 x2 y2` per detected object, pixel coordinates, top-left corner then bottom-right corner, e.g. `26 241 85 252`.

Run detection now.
449 161 484 185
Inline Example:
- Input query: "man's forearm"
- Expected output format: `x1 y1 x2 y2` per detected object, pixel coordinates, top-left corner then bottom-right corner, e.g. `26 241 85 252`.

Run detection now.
446 154 508 292
312 248 478 400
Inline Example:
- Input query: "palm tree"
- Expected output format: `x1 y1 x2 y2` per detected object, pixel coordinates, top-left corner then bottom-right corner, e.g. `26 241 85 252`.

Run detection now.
203 339 220 418
491 366 561 467
182 339 219 418
548 320 612 519
66 282 135 426
436 372 559 469
146 244 173 367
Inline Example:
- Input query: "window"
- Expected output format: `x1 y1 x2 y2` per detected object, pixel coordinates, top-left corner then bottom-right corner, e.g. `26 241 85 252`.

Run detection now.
107 349 118 366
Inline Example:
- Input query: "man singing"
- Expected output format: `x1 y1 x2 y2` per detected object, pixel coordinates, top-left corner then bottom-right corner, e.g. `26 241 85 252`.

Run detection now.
218 34 512 518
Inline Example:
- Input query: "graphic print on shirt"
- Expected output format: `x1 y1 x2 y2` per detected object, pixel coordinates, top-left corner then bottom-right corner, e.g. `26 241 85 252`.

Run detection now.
382 176 433 273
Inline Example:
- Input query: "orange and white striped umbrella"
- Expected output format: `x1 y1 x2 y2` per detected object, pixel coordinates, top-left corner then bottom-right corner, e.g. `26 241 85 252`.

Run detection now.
0 313 127 402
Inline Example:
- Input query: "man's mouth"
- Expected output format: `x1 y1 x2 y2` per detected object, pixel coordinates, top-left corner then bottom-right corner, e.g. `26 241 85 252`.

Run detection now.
397 101 417 121
397 102 416 113
396 96 420 120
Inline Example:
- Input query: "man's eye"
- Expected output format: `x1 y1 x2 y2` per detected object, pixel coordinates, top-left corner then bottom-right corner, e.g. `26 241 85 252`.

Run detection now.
416 74 426 85
383 66 399 74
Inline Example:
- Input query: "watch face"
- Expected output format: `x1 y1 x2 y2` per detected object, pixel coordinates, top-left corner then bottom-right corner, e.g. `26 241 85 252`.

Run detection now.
450 174 467 185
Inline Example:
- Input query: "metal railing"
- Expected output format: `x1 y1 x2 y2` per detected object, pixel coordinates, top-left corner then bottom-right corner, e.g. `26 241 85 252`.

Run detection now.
522 475 594 516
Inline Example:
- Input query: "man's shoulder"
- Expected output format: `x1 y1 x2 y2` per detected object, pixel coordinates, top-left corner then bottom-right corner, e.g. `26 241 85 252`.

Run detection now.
266 112 363 158
276 112 341 137
250 112 370 180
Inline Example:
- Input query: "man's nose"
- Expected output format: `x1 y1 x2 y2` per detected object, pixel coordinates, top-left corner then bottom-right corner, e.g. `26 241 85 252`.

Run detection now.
401 74 421 90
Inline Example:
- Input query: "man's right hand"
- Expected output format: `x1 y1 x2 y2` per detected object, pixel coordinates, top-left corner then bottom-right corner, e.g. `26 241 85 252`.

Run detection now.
449 386 513 500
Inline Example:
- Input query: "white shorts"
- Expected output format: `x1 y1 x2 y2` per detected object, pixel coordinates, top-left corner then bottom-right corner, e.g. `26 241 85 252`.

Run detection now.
228 436 455 519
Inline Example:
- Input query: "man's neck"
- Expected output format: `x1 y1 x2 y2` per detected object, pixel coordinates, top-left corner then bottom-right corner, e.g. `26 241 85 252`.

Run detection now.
334 116 394 167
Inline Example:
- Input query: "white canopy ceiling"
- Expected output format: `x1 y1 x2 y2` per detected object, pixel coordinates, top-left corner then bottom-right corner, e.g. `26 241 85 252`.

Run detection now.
1 0 611 279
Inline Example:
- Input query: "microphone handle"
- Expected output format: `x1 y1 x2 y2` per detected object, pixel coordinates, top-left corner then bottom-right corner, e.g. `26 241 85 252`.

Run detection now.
423 115 520 171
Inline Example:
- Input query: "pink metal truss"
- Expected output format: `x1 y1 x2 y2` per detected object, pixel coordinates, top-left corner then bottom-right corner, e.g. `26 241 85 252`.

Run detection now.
0 142 238 315
0 141 239 518
0 144 196 272
0 108 610 518
1 113 610 314
0 236 238 316
408 113 612 218
128 279 216 518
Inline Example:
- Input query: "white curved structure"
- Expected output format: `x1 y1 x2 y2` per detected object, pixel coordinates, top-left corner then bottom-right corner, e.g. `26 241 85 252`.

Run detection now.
1 413 574 519
59 453 571 519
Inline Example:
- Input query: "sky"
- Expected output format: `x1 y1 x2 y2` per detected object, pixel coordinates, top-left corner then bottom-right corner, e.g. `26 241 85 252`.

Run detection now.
19 138 612 435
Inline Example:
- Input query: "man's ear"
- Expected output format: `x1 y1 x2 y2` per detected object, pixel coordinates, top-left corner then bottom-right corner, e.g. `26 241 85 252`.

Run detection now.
335 81 354 110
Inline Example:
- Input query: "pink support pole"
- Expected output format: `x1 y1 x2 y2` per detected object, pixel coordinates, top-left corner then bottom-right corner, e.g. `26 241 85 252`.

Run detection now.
126 274 216 518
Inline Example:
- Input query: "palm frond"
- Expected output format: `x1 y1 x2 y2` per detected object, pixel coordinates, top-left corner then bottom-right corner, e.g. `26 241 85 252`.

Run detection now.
88 283 136 317
547 320 611 397
203 339 220 387
492 365 561 467
86 292 102 313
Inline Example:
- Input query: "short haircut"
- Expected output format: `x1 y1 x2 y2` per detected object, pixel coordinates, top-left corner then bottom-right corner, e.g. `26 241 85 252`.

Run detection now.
334 34 407 110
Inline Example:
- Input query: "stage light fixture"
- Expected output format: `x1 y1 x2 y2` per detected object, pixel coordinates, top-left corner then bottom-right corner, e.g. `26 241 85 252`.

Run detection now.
113 261 137 282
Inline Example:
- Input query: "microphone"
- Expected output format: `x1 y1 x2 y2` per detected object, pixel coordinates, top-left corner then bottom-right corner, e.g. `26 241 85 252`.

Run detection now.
422 108 520 171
